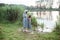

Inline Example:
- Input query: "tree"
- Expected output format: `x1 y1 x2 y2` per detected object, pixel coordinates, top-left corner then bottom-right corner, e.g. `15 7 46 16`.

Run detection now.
0 3 5 6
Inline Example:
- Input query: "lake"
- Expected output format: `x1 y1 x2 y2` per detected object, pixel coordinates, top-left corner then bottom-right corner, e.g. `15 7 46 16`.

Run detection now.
32 11 59 32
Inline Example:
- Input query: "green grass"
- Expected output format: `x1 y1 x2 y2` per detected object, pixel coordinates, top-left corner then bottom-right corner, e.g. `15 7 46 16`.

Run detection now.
0 23 56 40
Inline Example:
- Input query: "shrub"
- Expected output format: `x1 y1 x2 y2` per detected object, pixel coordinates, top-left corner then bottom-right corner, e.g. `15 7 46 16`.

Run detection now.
31 17 37 27
54 16 60 40
0 5 25 23
6 7 19 22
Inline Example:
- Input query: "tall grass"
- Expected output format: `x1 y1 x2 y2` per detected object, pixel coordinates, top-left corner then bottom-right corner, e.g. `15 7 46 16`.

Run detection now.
0 4 25 23
54 16 60 40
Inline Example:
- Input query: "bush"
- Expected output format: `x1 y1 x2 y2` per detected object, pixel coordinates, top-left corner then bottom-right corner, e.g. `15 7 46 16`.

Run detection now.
31 17 37 27
54 16 60 40
0 5 25 23
54 23 60 40
6 7 19 22
55 23 60 35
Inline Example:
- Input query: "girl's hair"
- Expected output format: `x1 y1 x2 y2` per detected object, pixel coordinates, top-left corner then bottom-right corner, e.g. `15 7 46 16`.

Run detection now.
26 11 28 14
28 15 31 18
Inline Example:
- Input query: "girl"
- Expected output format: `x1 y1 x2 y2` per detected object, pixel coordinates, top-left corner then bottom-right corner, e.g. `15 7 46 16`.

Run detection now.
23 10 28 32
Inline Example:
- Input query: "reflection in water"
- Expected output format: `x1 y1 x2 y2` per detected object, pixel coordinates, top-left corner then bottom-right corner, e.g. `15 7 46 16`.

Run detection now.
32 11 59 32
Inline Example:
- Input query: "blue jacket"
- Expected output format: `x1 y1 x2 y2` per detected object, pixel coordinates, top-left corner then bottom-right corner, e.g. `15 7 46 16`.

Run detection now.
23 13 28 28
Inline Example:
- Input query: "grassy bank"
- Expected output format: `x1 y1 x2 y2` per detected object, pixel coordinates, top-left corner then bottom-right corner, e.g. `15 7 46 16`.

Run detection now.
0 23 56 40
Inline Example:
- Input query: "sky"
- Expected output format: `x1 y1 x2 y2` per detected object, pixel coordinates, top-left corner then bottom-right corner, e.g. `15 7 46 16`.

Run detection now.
0 0 38 6
0 0 59 8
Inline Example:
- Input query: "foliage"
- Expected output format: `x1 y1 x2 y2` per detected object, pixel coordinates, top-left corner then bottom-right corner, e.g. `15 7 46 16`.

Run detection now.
6 7 18 22
0 4 25 23
54 16 60 40
31 17 37 27
55 23 60 35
